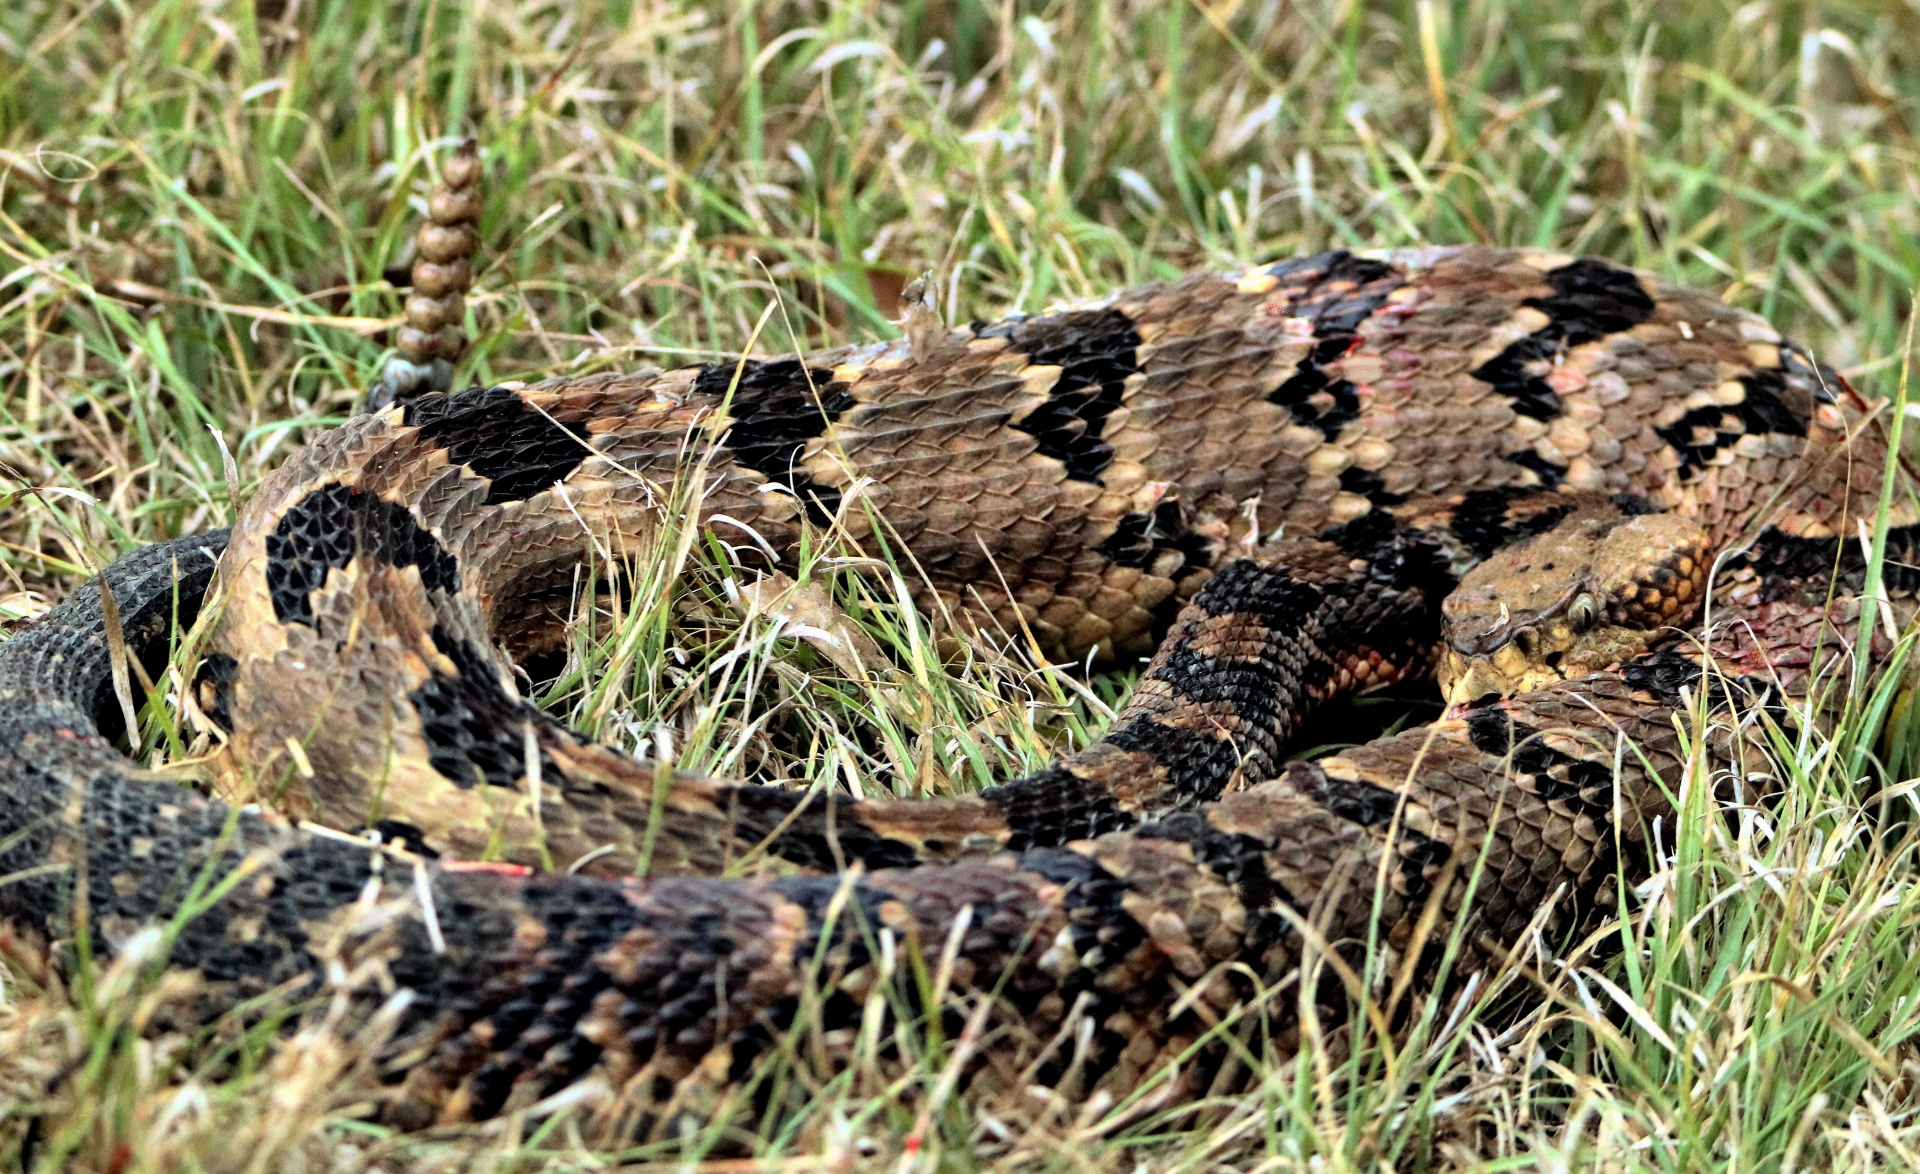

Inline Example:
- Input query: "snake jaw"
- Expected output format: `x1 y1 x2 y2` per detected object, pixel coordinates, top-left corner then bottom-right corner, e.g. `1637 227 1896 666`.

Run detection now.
1442 648 1532 708
1438 500 1714 701
1439 618 1666 706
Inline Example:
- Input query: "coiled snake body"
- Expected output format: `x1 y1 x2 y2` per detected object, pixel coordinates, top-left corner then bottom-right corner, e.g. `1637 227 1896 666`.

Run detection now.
0 241 1912 1131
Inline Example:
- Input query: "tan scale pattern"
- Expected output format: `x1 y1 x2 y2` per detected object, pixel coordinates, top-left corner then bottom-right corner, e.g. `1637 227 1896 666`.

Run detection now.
209 248 1877 827
12 243 1920 1131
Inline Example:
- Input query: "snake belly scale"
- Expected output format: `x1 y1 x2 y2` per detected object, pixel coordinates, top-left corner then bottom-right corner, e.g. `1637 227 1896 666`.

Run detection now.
0 242 1913 1130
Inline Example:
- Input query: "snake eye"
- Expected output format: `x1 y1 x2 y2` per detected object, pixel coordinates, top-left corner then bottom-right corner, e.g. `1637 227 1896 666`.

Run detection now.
1567 592 1600 633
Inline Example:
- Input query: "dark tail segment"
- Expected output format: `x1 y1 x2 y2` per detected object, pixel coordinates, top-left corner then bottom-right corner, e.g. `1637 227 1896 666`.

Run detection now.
366 139 483 412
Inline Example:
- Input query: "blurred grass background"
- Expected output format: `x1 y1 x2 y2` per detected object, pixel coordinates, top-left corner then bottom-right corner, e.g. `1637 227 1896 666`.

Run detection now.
6 0 1920 1170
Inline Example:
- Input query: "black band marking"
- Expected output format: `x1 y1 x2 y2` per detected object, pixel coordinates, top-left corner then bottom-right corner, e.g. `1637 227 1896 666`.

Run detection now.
1094 510 1159 568
1187 557 1324 620
1140 811 1296 955
369 819 441 857
1620 648 1785 717
1102 703 1266 811
695 359 852 472
455 879 643 1118
1264 252 1403 441
1474 256 1658 421
1732 524 1920 602
1319 510 1457 600
1734 369 1811 436
986 764 1133 851
1338 466 1406 507
1469 258 1655 476
1094 499 1217 573
265 484 460 627
1503 448 1567 489
1654 368 1811 476
979 307 1142 483
193 651 238 733
694 358 855 525
1463 706 1613 819
1445 488 1577 562
1016 846 1150 1083
1525 257 1658 338
405 385 594 504
410 627 543 789
1299 767 1403 828
1471 335 1565 421
723 787 925 871
1289 763 1450 902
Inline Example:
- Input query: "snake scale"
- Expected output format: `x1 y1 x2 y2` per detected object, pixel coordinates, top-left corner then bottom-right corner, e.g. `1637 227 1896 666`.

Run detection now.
1 154 1915 1134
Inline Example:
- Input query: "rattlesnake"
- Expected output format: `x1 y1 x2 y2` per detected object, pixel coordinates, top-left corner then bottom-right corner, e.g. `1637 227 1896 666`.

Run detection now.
0 148 1912 1133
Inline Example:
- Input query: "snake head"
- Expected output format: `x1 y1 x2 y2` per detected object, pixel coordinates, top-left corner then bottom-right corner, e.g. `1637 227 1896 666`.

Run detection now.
1439 500 1711 703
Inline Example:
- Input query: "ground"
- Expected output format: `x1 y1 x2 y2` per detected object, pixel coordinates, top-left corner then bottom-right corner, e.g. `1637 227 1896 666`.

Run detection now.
4 0 1920 1169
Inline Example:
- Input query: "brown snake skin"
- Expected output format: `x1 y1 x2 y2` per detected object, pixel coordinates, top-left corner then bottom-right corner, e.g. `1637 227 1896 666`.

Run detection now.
2 216 1916 1134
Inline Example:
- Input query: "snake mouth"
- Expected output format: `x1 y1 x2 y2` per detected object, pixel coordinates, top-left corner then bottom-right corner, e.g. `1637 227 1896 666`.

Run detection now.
1439 614 1681 712
1440 646 1572 714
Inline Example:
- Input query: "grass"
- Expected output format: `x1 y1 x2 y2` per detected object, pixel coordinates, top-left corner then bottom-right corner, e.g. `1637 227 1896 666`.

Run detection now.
5 0 1920 1168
